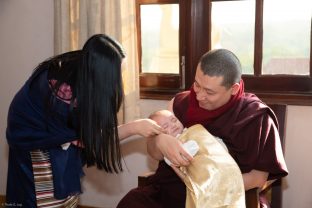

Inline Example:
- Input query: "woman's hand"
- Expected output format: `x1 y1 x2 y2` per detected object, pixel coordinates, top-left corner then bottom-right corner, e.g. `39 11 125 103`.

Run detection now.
147 133 193 166
118 118 165 140
133 119 166 138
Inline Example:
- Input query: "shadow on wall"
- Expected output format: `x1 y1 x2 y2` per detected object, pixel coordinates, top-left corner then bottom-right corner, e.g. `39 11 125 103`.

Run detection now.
121 135 158 171
81 135 158 195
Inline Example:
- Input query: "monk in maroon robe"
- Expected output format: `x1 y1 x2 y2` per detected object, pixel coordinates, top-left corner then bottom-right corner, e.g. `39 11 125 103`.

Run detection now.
117 49 288 208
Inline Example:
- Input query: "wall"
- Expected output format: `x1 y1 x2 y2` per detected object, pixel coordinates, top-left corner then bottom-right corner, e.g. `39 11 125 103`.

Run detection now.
0 0 54 195
283 105 312 207
0 1 311 208
79 99 168 207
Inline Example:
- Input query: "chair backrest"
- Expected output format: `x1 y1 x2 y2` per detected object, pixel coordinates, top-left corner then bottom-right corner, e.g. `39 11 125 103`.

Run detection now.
267 104 287 208
269 104 287 152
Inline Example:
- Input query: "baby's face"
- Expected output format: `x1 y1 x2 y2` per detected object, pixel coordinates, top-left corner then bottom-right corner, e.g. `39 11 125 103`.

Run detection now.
155 111 184 137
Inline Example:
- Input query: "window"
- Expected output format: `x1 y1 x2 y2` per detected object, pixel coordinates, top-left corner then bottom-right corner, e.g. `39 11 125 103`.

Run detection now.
140 4 179 74
211 0 256 74
262 0 310 75
136 0 187 99
137 0 312 105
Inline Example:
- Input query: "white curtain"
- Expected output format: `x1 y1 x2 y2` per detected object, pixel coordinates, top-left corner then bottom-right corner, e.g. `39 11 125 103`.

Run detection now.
54 0 140 123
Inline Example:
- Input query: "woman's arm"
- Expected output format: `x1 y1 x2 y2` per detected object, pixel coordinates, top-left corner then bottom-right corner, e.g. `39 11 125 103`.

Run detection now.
118 119 164 141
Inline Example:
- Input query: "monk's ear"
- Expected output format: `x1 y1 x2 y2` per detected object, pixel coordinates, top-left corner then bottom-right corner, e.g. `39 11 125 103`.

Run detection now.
231 83 240 95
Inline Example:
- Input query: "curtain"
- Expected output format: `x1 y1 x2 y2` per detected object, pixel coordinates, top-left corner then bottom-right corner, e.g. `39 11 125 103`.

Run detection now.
54 0 140 123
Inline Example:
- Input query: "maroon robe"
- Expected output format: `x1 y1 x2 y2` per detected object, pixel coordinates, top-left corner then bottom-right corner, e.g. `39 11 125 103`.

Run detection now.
117 91 288 208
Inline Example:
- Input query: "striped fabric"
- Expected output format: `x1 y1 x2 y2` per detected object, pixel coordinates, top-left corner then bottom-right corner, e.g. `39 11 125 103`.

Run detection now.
30 149 79 208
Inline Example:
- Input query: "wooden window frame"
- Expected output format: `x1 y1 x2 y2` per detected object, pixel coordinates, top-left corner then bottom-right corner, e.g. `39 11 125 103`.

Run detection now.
136 0 188 99
240 0 312 105
137 0 312 105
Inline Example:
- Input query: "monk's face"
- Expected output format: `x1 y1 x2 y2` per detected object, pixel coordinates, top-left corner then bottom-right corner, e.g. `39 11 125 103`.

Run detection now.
193 66 237 111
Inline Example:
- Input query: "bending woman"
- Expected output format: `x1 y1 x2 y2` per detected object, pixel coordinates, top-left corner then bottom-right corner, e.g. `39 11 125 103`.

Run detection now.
6 34 163 207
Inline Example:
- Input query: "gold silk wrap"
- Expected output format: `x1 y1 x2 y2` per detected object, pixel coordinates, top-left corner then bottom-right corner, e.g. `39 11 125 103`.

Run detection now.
178 124 245 208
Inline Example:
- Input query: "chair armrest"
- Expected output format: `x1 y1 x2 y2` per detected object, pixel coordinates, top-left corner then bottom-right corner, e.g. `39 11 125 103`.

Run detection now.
245 188 260 208
244 179 277 208
261 179 276 191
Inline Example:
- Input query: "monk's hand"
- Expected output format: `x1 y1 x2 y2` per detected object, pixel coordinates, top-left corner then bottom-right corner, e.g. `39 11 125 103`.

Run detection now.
155 134 193 167
133 119 166 138
171 165 187 180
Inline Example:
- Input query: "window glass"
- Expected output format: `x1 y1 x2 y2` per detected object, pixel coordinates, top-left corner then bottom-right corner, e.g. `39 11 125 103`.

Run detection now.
211 0 256 74
140 4 179 74
262 0 311 75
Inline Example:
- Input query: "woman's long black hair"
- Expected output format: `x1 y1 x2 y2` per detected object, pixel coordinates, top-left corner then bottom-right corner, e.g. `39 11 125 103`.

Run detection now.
76 34 125 173
35 34 126 173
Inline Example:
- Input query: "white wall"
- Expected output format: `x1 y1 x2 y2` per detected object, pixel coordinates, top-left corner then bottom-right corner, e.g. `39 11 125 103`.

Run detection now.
0 0 54 194
283 106 312 207
79 99 167 207
0 1 311 208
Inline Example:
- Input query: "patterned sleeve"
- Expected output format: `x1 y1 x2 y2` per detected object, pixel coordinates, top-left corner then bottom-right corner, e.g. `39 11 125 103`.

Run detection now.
48 79 73 105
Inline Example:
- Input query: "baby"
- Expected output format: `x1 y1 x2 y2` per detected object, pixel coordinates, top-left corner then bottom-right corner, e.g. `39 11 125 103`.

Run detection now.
148 109 245 207
149 109 184 137
149 110 199 165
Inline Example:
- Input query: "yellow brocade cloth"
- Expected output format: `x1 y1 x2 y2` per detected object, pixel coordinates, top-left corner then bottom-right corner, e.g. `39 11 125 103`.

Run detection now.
178 124 246 208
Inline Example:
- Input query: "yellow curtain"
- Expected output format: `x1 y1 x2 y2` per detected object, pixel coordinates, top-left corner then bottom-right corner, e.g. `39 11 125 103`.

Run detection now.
54 0 140 123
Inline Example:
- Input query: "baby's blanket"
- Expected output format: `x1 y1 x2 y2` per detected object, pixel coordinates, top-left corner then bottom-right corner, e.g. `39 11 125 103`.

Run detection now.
178 124 245 208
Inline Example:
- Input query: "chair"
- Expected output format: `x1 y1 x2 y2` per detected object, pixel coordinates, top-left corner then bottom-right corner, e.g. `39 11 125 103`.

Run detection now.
138 104 287 208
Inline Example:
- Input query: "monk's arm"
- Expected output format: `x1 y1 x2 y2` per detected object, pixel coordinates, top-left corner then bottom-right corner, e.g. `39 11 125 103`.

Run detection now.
146 135 164 161
243 169 269 190
147 133 192 166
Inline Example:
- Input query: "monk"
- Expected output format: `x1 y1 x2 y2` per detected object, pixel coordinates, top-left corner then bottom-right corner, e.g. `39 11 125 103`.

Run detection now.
117 49 288 208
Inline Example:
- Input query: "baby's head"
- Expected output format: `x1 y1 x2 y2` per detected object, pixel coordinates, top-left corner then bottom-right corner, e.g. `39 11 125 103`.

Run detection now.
149 110 184 137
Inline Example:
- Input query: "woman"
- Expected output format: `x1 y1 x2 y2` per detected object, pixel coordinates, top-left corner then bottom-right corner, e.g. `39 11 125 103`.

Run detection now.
6 34 163 207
